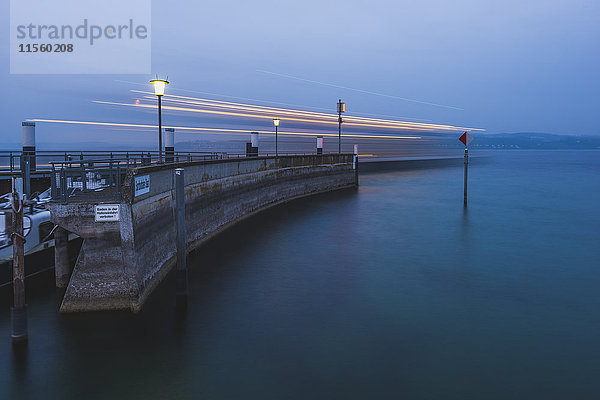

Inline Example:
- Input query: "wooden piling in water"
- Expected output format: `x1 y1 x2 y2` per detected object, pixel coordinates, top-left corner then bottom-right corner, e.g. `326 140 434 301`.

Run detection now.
11 188 27 343
175 168 188 309
54 227 70 288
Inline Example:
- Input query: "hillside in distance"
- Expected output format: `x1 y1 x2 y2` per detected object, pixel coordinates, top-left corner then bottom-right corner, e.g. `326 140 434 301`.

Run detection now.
468 133 600 149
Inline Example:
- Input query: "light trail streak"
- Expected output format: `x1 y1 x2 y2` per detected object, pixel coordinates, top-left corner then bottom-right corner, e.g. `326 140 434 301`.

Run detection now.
134 90 414 126
26 119 423 140
115 79 432 121
136 91 479 131
110 92 482 132
140 93 430 129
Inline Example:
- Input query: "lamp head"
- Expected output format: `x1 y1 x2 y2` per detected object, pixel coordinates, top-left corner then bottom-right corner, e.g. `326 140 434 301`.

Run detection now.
150 78 169 96
273 118 280 127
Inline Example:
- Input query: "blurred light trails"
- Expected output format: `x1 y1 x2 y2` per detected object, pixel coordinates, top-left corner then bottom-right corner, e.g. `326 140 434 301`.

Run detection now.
26 119 423 140
114 79 432 121
100 91 482 133
151 92 474 132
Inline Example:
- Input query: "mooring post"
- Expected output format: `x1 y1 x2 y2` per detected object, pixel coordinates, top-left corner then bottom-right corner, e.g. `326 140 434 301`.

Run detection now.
54 226 70 288
251 131 259 156
21 121 36 172
165 128 175 163
175 168 188 309
463 148 468 206
11 187 28 343
246 132 259 157
23 157 31 199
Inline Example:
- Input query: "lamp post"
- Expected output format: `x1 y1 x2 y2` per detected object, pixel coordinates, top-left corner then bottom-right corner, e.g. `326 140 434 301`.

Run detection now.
150 78 169 163
273 118 280 156
337 99 345 153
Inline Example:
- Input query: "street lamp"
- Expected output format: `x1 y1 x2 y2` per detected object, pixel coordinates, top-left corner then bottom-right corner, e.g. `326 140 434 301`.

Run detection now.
273 118 280 156
150 77 169 162
337 99 345 153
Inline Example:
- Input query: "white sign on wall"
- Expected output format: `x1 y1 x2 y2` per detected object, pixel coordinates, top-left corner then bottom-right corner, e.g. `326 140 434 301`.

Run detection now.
134 175 150 197
95 204 120 222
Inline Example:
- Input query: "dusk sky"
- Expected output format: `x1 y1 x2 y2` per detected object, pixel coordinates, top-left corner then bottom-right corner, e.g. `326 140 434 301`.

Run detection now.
1 0 599 147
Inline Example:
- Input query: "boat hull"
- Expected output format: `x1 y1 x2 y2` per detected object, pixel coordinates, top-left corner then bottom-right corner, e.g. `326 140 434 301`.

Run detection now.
0 238 83 287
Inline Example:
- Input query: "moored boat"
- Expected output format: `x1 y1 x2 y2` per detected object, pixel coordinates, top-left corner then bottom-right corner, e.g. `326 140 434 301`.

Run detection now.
0 190 81 286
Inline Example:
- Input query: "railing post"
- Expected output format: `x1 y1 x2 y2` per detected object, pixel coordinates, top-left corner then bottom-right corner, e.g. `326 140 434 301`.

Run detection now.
50 164 56 199
108 162 113 188
80 162 87 191
23 156 31 199
60 167 67 203
116 163 121 198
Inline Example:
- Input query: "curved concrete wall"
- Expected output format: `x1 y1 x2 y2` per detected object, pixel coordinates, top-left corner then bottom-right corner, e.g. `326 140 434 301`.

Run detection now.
50 155 356 312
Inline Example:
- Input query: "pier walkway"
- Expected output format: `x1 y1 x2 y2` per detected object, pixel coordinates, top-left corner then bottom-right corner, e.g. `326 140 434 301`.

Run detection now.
45 153 357 312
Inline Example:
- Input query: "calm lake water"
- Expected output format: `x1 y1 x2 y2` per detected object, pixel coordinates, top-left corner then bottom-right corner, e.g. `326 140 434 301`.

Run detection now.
1 150 599 399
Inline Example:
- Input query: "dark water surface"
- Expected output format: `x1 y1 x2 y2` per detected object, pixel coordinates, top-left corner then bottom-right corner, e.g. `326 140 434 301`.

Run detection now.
2 150 599 399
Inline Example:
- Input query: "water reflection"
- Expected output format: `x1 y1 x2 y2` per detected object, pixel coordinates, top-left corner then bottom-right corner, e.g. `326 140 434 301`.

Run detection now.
1 151 599 399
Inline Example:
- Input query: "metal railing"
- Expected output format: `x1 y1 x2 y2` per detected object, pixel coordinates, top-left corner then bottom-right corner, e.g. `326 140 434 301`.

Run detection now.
0 150 228 174
50 160 126 203
0 150 354 174
224 151 328 158
9 150 352 203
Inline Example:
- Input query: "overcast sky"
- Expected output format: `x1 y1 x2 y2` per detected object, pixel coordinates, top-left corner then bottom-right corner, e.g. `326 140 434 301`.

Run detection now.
1 0 599 147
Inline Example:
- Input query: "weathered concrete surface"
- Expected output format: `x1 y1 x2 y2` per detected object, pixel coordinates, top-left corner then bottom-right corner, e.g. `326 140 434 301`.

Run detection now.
49 155 356 312
53 226 71 288
49 202 139 311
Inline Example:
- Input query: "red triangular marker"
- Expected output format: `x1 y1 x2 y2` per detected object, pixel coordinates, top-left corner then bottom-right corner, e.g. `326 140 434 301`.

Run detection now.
459 132 473 146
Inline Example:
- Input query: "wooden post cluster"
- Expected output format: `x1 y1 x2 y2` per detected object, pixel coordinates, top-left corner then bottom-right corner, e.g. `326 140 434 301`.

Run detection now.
11 186 27 343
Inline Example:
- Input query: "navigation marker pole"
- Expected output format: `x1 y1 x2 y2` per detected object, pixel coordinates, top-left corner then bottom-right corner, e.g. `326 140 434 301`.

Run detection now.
464 147 468 206
337 99 345 153
458 132 474 207
354 144 359 186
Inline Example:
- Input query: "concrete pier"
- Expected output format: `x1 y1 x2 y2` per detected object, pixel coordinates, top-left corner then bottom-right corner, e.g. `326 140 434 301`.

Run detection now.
48 154 355 312
54 227 71 288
